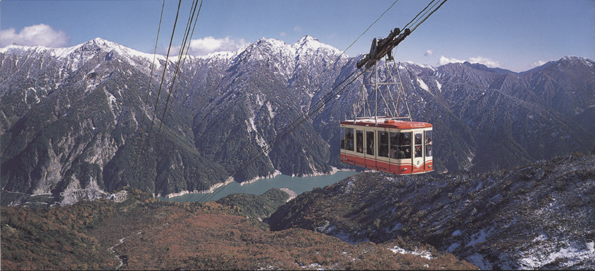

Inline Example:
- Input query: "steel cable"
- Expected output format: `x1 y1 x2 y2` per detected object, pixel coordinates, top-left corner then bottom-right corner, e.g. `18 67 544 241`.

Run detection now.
182 0 448 203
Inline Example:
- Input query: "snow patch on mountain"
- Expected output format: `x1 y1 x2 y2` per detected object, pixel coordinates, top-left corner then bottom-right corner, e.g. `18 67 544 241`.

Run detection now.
266 101 276 119
519 241 595 269
388 246 434 260
195 50 237 61
466 228 490 247
435 80 442 92
416 77 430 93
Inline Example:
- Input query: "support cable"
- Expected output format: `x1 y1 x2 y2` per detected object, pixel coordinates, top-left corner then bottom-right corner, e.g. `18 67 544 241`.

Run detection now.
157 0 202 134
141 0 166 134
139 0 166 187
188 0 403 203
185 0 448 203
300 0 400 116
196 67 368 202
146 0 183 145
403 0 437 30
410 0 447 33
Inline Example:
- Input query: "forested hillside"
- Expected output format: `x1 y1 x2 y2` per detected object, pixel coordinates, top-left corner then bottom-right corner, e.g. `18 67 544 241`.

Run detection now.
1 187 477 270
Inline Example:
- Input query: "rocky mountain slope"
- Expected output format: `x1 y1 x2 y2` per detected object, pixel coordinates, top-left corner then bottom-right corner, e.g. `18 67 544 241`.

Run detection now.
0 38 229 204
1 37 594 203
1 187 477 270
185 36 347 181
269 153 595 269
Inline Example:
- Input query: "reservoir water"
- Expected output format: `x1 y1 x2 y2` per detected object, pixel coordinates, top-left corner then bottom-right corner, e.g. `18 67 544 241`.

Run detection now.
160 171 358 202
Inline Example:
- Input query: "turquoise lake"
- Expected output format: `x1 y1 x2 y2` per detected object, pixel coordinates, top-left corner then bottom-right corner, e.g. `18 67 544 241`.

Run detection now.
159 171 358 202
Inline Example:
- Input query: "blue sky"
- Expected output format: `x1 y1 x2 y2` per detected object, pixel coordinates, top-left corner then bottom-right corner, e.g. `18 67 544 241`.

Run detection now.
1 0 594 72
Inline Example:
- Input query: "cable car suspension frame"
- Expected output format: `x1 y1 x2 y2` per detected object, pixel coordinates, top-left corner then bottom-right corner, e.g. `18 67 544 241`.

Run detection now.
358 54 412 123
355 27 413 124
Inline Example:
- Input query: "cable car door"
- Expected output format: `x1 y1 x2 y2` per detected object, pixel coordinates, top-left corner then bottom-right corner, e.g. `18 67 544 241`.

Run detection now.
364 130 376 169
412 132 424 173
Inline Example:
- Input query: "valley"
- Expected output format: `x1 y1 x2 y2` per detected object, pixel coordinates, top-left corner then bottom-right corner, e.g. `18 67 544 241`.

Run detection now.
1 36 594 270
2 153 593 269
1 185 477 270
1 37 594 203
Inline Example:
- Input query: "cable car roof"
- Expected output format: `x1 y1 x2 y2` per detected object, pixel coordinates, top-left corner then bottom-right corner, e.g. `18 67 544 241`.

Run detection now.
341 117 432 129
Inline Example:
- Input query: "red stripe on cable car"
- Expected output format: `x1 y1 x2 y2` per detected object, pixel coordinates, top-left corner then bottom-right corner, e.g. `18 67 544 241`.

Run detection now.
341 153 433 175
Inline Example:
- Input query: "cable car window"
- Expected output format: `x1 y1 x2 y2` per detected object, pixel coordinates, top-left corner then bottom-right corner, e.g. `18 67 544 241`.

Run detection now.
366 131 374 155
425 130 433 157
391 132 411 159
356 130 364 153
399 132 412 159
345 128 354 151
414 133 423 157
378 131 389 157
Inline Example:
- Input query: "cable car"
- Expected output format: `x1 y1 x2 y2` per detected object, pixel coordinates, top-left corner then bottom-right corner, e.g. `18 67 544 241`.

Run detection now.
340 117 433 175
340 27 433 175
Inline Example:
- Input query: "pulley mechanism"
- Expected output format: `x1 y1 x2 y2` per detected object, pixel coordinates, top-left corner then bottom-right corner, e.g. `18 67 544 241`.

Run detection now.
356 28 411 69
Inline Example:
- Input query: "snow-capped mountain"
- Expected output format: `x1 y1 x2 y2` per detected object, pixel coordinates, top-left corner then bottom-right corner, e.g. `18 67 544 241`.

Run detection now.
1 37 594 204
1 38 228 204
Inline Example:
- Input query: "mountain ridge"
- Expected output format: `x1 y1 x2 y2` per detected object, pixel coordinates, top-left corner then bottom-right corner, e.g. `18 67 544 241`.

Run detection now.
269 153 595 269
1 36 594 204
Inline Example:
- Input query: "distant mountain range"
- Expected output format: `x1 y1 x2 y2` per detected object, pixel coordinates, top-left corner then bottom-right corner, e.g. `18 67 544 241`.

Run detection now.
1 37 594 204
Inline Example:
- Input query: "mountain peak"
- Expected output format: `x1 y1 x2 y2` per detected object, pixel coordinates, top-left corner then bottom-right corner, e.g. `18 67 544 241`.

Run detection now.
558 55 594 67
91 37 109 43
291 35 343 57
83 37 120 50
561 55 581 61
297 35 319 44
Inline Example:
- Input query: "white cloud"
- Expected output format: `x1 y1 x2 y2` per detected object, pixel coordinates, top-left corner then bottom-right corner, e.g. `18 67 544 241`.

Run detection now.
469 56 500 68
439 56 465 65
532 60 547 67
280 32 287 37
0 24 70 48
294 26 302 32
174 36 249 56
424 49 434 56
439 55 501 68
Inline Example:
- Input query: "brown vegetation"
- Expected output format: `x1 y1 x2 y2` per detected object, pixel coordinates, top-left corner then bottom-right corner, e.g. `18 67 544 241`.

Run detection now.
1 200 118 269
2 187 477 270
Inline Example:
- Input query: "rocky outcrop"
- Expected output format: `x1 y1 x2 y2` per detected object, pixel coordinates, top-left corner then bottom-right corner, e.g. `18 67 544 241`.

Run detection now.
59 176 107 205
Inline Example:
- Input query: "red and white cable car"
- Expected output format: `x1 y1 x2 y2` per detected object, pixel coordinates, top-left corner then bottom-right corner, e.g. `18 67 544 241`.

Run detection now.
340 118 433 175
340 27 433 175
